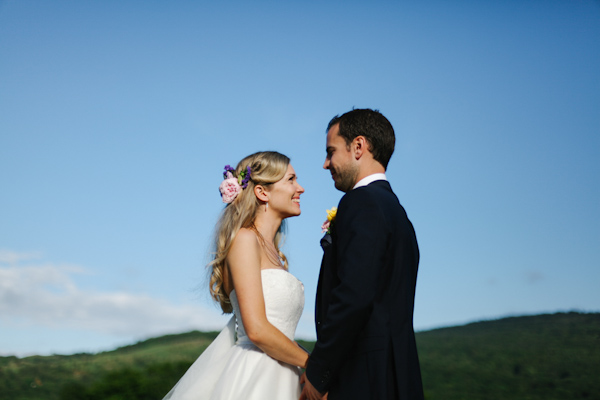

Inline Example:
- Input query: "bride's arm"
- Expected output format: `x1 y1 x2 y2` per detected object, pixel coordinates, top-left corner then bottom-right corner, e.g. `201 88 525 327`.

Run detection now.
227 229 309 368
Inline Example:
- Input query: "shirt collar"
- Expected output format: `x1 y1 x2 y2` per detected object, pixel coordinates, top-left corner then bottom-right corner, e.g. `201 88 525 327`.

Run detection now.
353 173 387 190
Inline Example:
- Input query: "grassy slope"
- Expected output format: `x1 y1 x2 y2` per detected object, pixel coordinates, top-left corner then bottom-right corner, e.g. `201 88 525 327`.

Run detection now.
0 330 220 400
1 312 598 399
417 312 600 400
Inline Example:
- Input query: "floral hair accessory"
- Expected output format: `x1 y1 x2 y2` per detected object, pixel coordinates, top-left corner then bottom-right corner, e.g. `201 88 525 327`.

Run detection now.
219 165 252 204
321 207 337 234
238 166 252 189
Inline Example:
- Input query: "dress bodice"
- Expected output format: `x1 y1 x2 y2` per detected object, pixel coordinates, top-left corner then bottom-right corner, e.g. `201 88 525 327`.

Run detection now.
163 268 304 399
230 268 304 343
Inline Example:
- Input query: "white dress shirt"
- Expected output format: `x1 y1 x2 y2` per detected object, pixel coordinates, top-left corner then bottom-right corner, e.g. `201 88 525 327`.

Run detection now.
352 173 387 190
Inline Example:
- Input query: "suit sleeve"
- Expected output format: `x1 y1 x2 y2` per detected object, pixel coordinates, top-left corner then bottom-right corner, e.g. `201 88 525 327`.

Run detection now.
306 188 390 393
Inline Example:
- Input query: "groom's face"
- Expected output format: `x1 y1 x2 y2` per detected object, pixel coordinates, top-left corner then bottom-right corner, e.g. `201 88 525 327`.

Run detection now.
324 123 359 192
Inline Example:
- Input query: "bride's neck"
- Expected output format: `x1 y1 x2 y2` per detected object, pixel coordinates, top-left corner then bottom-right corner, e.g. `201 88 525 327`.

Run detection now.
253 213 281 243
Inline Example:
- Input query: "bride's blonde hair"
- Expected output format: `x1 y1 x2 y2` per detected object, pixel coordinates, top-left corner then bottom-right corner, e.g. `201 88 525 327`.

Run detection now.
209 151 290 313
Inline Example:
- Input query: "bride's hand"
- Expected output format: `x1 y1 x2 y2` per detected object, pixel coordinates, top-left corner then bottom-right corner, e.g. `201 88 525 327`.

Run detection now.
299 374 325 400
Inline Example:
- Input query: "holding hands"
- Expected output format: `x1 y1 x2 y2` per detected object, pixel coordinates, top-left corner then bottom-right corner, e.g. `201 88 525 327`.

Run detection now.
299 373 327 400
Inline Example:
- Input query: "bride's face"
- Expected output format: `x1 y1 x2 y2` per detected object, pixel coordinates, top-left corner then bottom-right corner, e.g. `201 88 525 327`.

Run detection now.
267 164 304 219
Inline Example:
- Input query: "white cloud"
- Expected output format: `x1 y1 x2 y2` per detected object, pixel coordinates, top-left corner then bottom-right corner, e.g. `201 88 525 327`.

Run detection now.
0 249 41 264
0 252 228 343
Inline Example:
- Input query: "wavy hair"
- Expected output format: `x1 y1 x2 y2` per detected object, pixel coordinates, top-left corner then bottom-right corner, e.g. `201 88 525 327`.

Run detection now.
209 151 290 313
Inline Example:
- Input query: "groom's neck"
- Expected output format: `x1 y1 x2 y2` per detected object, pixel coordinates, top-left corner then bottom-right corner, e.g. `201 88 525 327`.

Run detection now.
354 159 386 185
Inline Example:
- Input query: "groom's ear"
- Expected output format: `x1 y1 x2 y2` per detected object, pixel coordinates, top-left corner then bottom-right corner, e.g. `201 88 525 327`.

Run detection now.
353 136 368 160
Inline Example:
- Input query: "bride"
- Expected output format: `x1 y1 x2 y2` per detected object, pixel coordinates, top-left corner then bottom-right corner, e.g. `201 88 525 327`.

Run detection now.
163 151 309 400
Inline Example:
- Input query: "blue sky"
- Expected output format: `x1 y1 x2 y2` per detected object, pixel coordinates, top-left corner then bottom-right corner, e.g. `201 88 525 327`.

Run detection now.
1 0 599 356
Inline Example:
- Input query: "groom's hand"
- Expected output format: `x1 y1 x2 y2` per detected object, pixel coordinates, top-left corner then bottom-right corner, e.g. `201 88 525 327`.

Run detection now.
299 372 326 400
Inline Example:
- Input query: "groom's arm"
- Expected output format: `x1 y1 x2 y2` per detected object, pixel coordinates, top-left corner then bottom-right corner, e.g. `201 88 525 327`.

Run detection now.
306 188 390 393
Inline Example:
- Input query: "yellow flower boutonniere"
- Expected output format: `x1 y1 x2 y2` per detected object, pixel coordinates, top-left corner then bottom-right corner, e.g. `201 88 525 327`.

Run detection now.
321 207 337 234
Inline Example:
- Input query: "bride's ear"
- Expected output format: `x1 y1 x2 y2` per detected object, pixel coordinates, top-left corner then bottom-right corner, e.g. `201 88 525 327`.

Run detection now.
254 185 269 203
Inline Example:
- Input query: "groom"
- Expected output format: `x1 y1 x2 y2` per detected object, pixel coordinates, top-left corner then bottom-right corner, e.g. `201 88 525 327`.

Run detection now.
300 109 424 400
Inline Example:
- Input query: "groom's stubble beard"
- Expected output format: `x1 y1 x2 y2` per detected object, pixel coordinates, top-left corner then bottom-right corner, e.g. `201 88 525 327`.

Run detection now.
334 161 360 193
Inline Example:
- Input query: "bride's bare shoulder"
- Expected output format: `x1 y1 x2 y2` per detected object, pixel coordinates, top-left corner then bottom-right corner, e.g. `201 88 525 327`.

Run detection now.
230 228 260 254
228 228 262 277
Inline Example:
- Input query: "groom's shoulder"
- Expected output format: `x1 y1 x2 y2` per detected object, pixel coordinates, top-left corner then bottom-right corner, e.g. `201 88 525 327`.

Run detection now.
344 182 404 218
348 180 393 199
339 181 391 210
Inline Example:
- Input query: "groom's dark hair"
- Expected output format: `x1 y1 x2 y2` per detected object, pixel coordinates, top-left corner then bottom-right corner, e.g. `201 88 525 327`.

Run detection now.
327 108 395 169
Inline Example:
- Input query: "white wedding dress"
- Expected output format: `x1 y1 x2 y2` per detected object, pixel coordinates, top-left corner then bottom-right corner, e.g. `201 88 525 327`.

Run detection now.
163 268 305 400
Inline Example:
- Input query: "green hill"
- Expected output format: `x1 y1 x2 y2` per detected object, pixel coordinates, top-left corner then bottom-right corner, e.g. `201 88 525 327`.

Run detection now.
0 330 220 400
1 312 598 399
416 311 600 399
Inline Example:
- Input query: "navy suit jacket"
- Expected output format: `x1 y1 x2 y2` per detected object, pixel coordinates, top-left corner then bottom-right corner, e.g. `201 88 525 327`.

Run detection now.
306 180 424 399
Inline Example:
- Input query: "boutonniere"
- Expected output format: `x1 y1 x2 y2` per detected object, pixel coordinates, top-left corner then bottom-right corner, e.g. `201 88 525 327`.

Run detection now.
321 207 337 234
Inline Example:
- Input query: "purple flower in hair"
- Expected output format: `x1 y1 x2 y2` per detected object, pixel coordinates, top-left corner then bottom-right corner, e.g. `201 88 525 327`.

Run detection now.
239 165 252 189
223 165 235 178
218 164 252 203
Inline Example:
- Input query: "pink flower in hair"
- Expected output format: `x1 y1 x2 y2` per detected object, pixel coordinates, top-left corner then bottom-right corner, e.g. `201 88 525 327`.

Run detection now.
219 171 242 203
